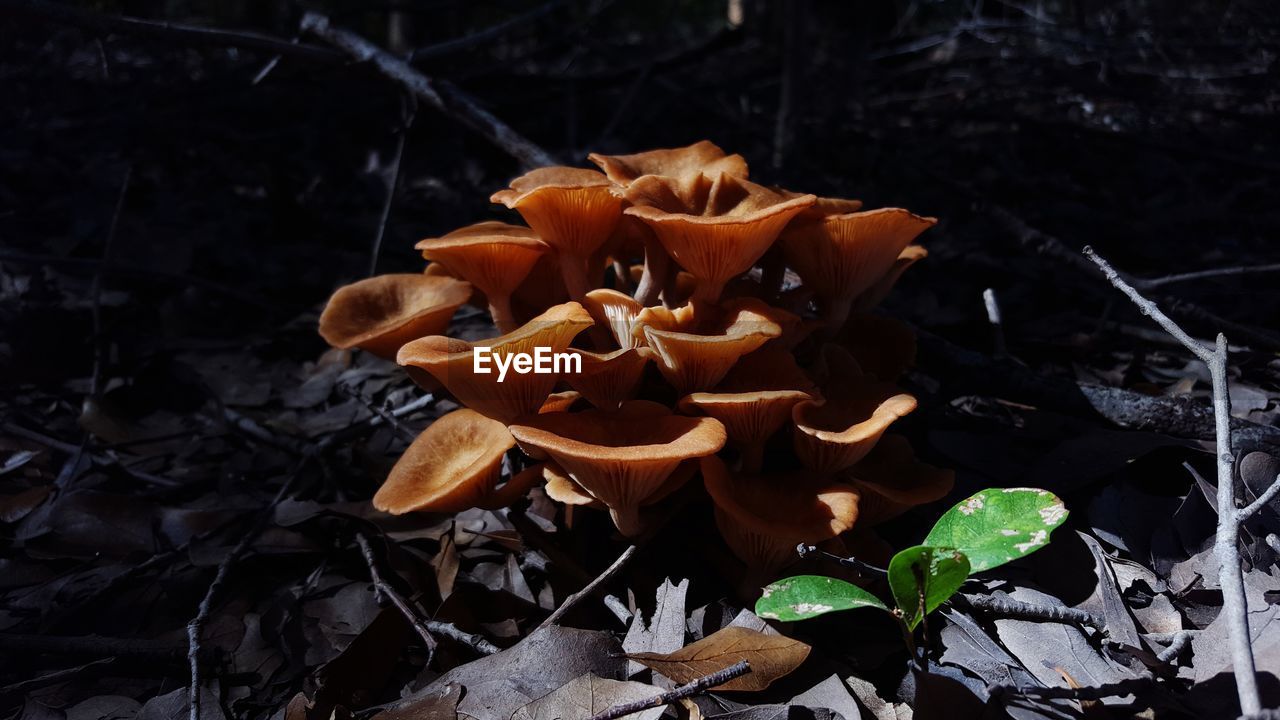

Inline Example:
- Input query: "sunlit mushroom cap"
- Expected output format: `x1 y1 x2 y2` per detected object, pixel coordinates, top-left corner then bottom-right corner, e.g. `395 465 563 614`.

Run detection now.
701 455 860 571
641 298 785 394
778 208 935 305
416 221 548 298
319 273 472 359
843 435 954 525
564 347 651 411
588 140 749 186
624 173 816 302
581 289 646 350
542 461 604 508
490 166 623 259
678 389 811 448
396 302 594 423
373 409 515 514
508 400 726 536
792 347 918 474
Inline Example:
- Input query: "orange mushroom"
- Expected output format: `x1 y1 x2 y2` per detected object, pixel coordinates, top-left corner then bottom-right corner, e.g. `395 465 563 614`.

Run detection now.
491 167 623 301
778 207 935 332
678 389 811 473
588 140 749 186
508 400 726 536
854 244 929 313
416 222 548 333
842 435 954 526
701 455 860 573
373 408 531 514
564 347 651 411
396 302 594 423
791 346 918 474
318 274 472 359
624 173 815 304
640 298 785 394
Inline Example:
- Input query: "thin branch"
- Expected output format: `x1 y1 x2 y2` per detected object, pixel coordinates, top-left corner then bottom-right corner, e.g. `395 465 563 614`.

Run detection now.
368 102 415 277
409 0 567 63
1084 247 1260 716
1236 473 1280 522
1155 630 1193 664
797 543 887 577
536 545 637 630
1133 263 1280 289
603 594 633 625
982 287 1007 357
989 677 1152 700
587 660 752 720
958 593 1106 632
300 13 557 170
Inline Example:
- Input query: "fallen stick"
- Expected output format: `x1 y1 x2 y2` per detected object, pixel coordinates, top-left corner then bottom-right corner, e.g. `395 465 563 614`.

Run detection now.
536 545 638 631
587 660 752 720
300 13 557 171
1084 247 1266 717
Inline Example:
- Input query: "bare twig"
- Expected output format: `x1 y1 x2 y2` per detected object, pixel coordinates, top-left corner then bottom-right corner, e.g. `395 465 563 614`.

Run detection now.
188 461 308 720
603 594 633 625
315 392 436 450
1155 630 1193 664
798 543 887 577
409 0 567 63
989 677 1151 700
368 101 415 277
982 287 1007 357
1133 263 1280 289
1236 473 1280 522
536 545 638 630
1084 246 1260 716
958 593 1106 633
300 13 557 170
587 660 752 720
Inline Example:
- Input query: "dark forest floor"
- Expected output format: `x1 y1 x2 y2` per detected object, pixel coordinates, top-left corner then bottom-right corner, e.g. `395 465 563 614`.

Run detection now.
2 1 1279 719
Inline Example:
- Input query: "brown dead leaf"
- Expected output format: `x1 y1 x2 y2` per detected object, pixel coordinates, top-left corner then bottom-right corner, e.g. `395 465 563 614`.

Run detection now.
625 626 810 691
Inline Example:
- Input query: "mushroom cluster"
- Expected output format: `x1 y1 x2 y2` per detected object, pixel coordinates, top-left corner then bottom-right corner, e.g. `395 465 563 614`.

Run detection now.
319 141 953 574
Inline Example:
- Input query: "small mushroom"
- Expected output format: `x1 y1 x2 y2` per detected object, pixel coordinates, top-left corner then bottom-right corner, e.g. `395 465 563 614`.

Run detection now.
624 173 815 304
508 400 726 536
791 346 917 474
416 221 548 333
318 274 472 359
701 455 860 572
396 302 594 423
640 298 784 394
778 207 935 332
581 289 646 350
491 167 623 301
678 389 812 473
373 408 518 514
564 347 651 411
588 140 749 186
843 435 954 525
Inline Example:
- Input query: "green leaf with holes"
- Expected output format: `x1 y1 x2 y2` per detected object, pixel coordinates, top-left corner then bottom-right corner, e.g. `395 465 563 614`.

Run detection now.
756 575 890 622
888 545 969 630
924 488 1068 573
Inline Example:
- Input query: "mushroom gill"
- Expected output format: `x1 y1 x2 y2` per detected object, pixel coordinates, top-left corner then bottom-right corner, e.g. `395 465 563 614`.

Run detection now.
640 298 784 394
677 390 811 473
318 273 472 359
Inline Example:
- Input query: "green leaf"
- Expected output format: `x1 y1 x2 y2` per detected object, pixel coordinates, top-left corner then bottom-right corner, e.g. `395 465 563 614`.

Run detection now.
924 488 1069 573
756 575 889 621
887 545 969 630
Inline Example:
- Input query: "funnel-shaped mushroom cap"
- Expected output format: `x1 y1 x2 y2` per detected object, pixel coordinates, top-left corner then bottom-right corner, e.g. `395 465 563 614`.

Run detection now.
582 289 646 350
641 298 784 394
416 222 548 298
319 274 472 359
373 409 516 514
397 302 594 423
844 435 954 525
778 208 935 318
540 390 583 414
717 345 820 397
624 173 815 302
854 244 928 312
701 455 860 571
792 348 918 474
565 347 651 411
491 167 623 261
678 390 811 449
779 190 864 223
588 140 749 186
508 400 727 536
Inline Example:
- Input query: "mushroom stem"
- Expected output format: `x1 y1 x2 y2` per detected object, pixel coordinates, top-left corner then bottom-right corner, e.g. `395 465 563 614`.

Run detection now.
635 236 670 307
823 295 854 335
739 443 765 474
488 293 520 334
759 248 785 301
609 505 646 538
612 260 633 293
559 254 595 303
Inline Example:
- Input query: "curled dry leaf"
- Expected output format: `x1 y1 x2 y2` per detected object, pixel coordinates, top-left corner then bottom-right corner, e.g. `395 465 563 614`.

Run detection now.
625 625 811 692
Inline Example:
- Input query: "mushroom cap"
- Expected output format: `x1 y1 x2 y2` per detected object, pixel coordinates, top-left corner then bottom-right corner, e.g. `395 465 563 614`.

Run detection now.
677 389 811 448
778 208 935 305
540 390 584 414
396 302 595 423
843 435 954 525
588 140 749 186
318 273 472 359
508 400 726 536
701 455 860 570
373 409 516 514
491 167 622 260
543 461 604 508
791 366 918 475
581 288 645 350
716 345 820 397
564 347 651 411
641 298 784 394
854 244 928 312
512 253 571 317
624 173 816 301
416 222 548 298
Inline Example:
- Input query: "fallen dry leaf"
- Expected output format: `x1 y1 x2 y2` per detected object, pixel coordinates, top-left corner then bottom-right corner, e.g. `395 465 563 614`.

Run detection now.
511 673 666 720
626 626 811 691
